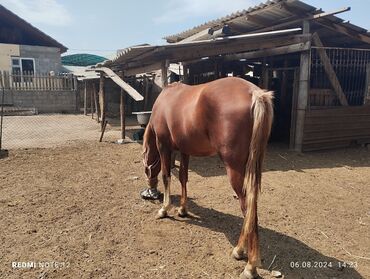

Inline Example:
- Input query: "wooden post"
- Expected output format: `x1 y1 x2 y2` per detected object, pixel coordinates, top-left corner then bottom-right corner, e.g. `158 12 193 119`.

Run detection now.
183 63 189 84
99 73 106 131
280 59 289 111
99 120 108 142
294 20 310 152
119 72 126 141
118 72 126 143
290 69 300 150
90 82 94 118
214 60 219 79
93 82 99 123
161 60 169 87
82 81 86 115
365 63 370 104
143 76 150 111
260 58 269 89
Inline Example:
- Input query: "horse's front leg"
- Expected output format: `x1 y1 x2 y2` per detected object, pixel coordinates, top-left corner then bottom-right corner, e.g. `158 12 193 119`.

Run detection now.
178 153 189 217
156 150 172 219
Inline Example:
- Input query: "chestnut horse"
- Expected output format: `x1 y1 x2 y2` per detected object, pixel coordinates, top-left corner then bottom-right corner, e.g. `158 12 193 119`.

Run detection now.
142 77 273 279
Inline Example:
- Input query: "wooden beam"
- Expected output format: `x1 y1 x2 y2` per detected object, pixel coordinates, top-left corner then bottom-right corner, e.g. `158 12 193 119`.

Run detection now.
90 82 94 118
120 88 126 140
123 34 309 69
161 60 169 87
99 120 108 142
294 21 311 152
99 74 105 131
312 33 349 106
90 67 144 101
124 62 161 76
83 81 87 115
290 68 300 150
365 64 370 104
143 76 150 110
260 59 269 89
121 28 302 69
93 82 99 123
224 41 311 61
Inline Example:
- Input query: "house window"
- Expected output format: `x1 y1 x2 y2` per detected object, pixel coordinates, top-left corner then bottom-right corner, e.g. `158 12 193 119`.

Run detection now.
11 58 21 82
11 57 35 83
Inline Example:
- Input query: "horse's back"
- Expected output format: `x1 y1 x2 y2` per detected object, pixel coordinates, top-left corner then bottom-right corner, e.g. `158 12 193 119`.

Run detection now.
154 77 257 116
150 77 257 156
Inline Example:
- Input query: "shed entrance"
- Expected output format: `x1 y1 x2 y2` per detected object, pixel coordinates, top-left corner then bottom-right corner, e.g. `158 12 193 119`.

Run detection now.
269 68 298 144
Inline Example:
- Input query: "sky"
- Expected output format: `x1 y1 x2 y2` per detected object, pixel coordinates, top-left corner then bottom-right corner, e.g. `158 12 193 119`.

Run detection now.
0 0 369 58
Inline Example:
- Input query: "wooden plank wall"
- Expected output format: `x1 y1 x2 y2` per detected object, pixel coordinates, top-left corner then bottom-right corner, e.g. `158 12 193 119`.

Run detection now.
309 88 337 107
302 106 370 151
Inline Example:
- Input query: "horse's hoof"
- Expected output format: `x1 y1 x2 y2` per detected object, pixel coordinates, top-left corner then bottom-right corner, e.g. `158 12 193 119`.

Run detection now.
232 247 246 260
239 269 257 279
177 207 188 218
155 208 167 219
239 265 257 279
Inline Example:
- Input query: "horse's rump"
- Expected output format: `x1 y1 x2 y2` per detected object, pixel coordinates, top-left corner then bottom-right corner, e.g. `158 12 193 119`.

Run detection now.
150 77 262 156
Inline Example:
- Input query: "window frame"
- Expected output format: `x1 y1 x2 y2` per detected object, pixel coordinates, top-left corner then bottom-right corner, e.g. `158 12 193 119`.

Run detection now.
11 57 36 83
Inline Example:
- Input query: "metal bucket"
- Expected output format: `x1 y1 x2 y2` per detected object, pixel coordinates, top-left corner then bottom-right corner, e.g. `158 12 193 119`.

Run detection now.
132 111 152 125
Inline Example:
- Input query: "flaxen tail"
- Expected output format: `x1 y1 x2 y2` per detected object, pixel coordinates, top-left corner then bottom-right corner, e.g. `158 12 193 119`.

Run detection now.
244 89 274 264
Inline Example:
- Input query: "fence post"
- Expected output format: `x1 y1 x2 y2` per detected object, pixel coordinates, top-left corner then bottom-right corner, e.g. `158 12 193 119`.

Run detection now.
90 82 94 118
99 73 106 131
84 80 87 115
93 82 99 123
0 71 5 151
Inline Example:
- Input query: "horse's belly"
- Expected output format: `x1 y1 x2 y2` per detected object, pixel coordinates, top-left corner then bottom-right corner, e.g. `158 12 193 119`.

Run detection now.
174 134 216 156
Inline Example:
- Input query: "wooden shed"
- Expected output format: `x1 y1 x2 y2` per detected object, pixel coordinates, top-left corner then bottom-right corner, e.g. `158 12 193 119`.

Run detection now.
99 0 370 152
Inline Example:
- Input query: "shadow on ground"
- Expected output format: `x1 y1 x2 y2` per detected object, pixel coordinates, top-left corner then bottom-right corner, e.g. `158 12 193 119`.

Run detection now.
166 196 363 279
173 144 370 178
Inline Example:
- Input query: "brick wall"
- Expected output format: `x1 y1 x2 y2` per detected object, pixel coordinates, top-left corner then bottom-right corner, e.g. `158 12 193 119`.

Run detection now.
19 45 62 74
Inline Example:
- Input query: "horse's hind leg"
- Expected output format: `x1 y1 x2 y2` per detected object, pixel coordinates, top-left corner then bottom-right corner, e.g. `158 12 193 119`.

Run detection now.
156 150 172 219
178 153 189 217
224 163 248 260
225 164 247 216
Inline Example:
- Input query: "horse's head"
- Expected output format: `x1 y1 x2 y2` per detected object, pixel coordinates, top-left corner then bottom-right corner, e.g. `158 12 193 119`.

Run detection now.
142 125 161 187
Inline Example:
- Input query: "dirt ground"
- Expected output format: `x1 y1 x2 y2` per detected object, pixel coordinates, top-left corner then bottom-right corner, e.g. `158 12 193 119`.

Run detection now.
0 141 369 279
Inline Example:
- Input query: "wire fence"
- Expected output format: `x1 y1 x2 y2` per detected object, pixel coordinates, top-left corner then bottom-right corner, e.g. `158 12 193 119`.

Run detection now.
0 71 91 150
0 72 150 151
310 47 370 107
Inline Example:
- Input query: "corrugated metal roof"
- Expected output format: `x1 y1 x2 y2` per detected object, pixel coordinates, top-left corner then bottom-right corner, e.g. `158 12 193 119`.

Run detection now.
163 0 367 43
101 28 304 69
164 0 295 42
99 0 370 73
113 45 157 64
